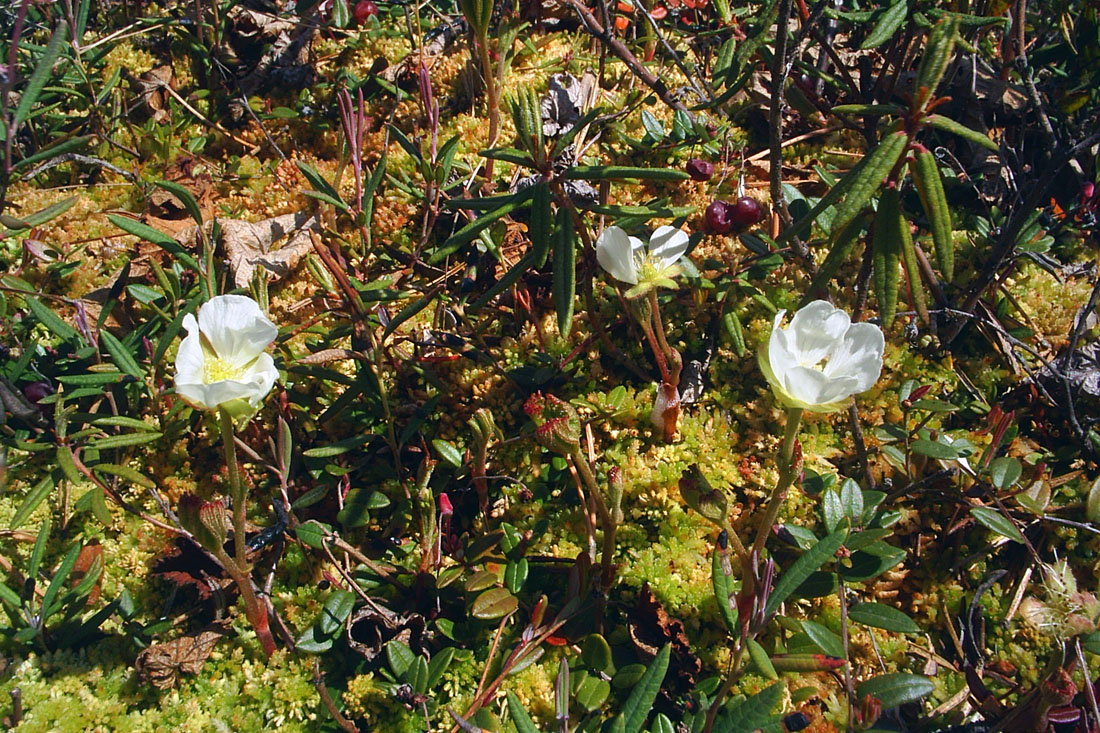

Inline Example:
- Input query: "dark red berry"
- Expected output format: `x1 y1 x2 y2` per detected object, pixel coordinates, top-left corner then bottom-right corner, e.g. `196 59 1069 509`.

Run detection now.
686 158 714 182
23 381 52 405
353 0 378 23
705 200 733 234
730 196 763 227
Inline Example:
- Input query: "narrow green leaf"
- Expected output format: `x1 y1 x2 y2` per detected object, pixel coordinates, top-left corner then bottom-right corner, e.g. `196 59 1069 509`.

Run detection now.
12 474 56 530
801 620 846 658
970 506 1025 543
617 643 671 733
92 463 156 489
553 207 576 337
563 166 690 182
848 602 921 634
765 527 847 618
432 439 464 468
781 130 907 243
12 21 69 131
155 180 203 226
91 416 156 431
712 543 739 636
0 197 78 237
862 1 909 48
107 214 201 270
722 310 746 357
915 18 959 105
529 181 552 267
926 114 999 152
40 543 80 621
746 638 777 680
99 331 144 378
468 251 537 312
872 187 904 329
434 186 536 263
830 103 905 115
28 515 51 578
506 692 539 733
382 286 443 340
910 148 954 280
25 296 78 341
427 647 456 688
855 673 935 709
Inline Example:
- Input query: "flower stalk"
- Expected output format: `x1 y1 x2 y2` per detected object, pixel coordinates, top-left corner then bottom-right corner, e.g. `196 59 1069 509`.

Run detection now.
750 407 803 564
218 408 277 658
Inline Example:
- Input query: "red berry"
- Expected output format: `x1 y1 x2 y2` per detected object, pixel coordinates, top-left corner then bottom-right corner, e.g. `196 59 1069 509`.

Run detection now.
685 158 714 182
23 381 52 405
730 196 762 227
353 0 378 23
705 200 733 234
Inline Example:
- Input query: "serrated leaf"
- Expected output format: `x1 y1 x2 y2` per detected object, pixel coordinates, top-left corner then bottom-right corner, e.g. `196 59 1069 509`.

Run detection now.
855 673 935 709
970 506 1025 543
848 602 922 634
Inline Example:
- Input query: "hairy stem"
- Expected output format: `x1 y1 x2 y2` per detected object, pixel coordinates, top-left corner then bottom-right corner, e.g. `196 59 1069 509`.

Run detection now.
750 408 803 562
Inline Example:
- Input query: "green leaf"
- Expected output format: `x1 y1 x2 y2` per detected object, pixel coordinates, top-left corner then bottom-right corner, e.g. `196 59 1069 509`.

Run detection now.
641 109 665 141
99 331 144 378
988 456 1022 490
295 520 330 549
862 1 908 49
471 587 518 620
0 197 79 237
781 130 908 243
722 310 747 357
382 285 443 340
468 251 537 312
582 633 614 673
848 602 922 634
714 682 783 733
386 640 415 678
926 114 999 152
426 647 456 688
93 463 155 489
915 18 959 105
970 506 1025 543
712 543 739 636
910 148 954 280
529 181 552 267
432 439 464 468
802 217 865 303
553 206 576 337
12 21 69 132
910 438 959 459
746 638 777 680
801 620 846 658
872 187 904 328
505 691 539 733
86 432 162 450
574 674 610 711
41 543 80 621
563 166 690 182
107 214 201 270
830 104 905 115
25 296 78 341
615 644 670 733
855 673 934 709
318 589 356 637
434 186 536 263
28 514 51 579
155 180 204 226
12 474 56 530
765 527 847 618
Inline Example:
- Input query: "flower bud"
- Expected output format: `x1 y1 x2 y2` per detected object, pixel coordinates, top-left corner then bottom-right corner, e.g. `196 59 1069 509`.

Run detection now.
1040 668 1077 707
678 464 728 527
607 466 624 521
650 382 680 442
179 494 228 552
524 392 581 455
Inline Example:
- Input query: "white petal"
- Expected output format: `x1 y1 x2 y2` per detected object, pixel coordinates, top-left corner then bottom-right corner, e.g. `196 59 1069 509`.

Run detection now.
197 295 278 365
781 365 832 405
822 322 884 394
647 226 690 270
788 300 850 366
766 311 798 384
174 314 205 386
595 226 639 284
238 352 279 404
814 375 863 405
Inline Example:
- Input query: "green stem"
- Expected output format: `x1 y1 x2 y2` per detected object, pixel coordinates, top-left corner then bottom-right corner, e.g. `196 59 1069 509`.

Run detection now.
750 408 803 563
219 409 247 568
570 449 618 594
218 409 276 658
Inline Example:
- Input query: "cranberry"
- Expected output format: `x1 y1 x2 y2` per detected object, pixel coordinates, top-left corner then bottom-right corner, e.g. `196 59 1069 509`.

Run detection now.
353 0 378 23
705 200 733 234
730 196 763 227
23 381 52 405
685 158 714 182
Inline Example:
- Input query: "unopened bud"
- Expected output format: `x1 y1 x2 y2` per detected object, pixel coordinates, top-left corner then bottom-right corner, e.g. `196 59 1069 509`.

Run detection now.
439 492 453 517
607 466 624 520
1040 668 1077 707
525 392 581 454
679 464 728 527
855 694 881 728
179 494 227 552
650 382 681 442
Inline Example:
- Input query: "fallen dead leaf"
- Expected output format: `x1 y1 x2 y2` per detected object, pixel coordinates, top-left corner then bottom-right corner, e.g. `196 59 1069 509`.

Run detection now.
135 624 229 689
175 212 321 288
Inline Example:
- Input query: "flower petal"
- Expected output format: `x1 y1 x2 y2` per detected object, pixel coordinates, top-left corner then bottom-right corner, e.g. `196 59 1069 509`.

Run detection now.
176 353 277 413
595 226 640 284
647 226 690 270
766 310 799 386
174 314 205 387
787 300 851 366
822 322 884 393
196 295 278 366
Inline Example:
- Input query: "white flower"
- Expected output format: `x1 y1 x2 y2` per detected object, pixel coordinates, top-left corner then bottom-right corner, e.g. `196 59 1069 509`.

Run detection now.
174 295 279 418
595 225 690 295
759 300 884 413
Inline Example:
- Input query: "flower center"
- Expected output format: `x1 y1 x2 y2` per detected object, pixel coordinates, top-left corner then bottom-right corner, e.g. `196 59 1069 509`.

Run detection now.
203 356 248 384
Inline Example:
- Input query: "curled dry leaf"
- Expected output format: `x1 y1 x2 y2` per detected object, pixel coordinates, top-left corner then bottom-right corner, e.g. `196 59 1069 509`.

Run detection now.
136 625 229 689
175 212 321 288
628 583 701 694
